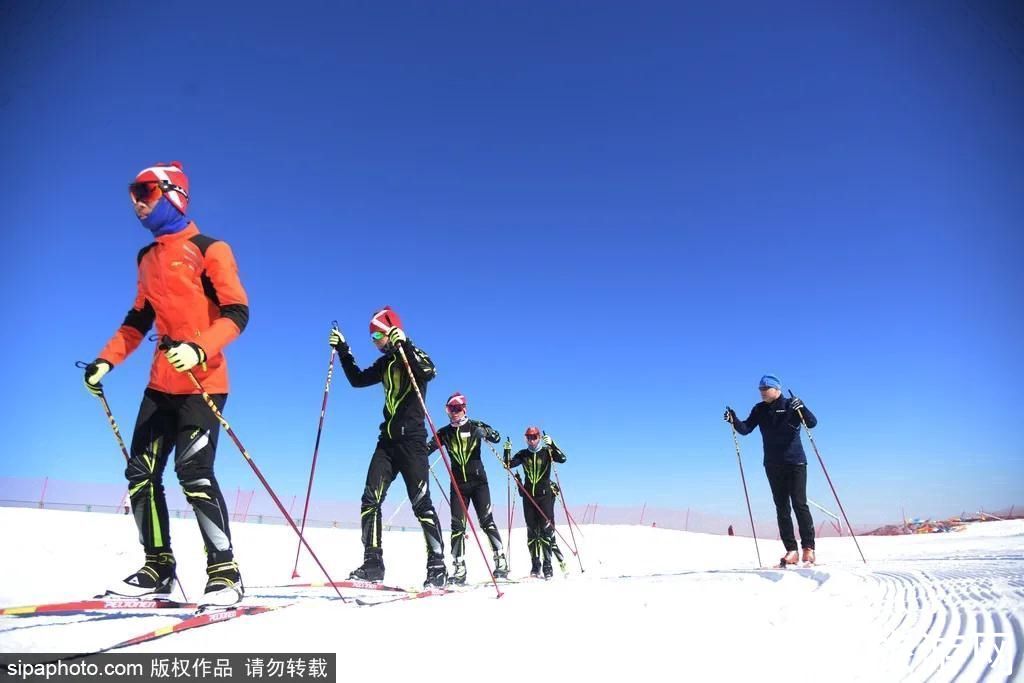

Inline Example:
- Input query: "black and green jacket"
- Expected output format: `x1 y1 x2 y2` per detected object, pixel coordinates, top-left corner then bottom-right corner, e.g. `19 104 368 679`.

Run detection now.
339 339 436 441
506 445 566 498
426 419 500 484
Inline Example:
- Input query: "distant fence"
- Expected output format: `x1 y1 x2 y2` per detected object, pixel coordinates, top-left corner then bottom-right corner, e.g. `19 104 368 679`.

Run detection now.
2 477 1019 538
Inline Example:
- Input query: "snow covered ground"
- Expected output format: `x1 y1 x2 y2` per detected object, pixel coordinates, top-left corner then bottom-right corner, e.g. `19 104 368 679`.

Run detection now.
1 507 1022 682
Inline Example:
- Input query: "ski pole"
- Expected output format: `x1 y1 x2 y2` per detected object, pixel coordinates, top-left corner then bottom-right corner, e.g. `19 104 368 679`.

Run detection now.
158 337 347 600
78 360 134 514
428 463 452 510
557 496 585 539
539 433 585 538
544 432 584 569
394 344 503 598
506 468 514 572
290 322 339 579
726 407 762 568
386 454 444 528
807 498 840 522
485 442 581 564
551 466 584 571
76 361 130 462
789 390 867 564
564 504 585 538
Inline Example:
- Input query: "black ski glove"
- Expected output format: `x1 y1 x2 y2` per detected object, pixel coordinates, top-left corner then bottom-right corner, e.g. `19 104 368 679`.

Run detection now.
474 425 501 443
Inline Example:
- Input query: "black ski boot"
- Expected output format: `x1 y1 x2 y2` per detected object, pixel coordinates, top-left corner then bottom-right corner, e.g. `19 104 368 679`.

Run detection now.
450 558 467 586
492 553 509 580
424 555 448 589
543 559 554 580
201 551 243 608
349 549 385 583
529 557 542 579
112 551 176 597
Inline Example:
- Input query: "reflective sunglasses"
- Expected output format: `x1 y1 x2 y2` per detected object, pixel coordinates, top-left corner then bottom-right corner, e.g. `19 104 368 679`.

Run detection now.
525 433 541 441
129 179 189 205
129 181 162 204
371 331 386 341
447 404 465 413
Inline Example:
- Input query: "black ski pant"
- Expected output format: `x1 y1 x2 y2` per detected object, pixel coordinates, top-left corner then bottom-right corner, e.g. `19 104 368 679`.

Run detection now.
361 438 444 561
450 478 503 561
765 463 815 552
126 388 234 565
522 491 556 569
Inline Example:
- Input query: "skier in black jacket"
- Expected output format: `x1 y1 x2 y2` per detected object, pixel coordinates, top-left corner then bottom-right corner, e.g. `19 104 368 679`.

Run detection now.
726 374 818 567
329 306 447 588
426 391 509 585
504 426 567 579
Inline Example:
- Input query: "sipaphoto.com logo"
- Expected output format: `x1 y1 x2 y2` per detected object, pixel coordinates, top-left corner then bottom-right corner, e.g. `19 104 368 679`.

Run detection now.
910 632 1014 679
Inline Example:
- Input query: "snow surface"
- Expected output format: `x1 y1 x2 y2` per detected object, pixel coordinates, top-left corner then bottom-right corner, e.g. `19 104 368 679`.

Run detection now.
1 507 1022 682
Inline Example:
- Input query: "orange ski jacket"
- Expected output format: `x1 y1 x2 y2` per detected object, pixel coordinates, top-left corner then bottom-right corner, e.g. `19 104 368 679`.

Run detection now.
97 223 249 395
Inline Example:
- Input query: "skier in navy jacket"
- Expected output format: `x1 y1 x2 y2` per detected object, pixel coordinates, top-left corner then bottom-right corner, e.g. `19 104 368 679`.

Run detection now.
726 374 817 566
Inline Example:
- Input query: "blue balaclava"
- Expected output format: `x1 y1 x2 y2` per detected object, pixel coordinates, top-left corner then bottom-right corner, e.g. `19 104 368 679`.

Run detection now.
140 196 190 237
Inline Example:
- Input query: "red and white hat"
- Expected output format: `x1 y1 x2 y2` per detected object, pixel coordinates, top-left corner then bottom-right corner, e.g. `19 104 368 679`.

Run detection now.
369 306 402 335
130 161 190 213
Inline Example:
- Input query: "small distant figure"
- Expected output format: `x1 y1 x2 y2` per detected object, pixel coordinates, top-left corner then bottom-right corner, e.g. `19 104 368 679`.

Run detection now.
504 427 567 579
728 525 735 536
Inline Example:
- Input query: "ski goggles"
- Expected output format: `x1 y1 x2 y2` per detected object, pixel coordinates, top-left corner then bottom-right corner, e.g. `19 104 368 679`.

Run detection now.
446 404 465 413
371 331 387 341
129 180 189 204
525 432 541 441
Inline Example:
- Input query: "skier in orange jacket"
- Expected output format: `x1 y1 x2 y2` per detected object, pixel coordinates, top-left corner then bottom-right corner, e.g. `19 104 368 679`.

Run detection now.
82 162 249 607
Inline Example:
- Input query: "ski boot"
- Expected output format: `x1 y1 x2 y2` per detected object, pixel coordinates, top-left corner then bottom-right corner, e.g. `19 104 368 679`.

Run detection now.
801 548 816 567
424 554 448 589
558 559 568 576
110 551 176 597
492 553 509 580
349 549 385 583
450 558 467 586
543 559 554 580
200 552 243 608
529 557 542 579
778 550 799 568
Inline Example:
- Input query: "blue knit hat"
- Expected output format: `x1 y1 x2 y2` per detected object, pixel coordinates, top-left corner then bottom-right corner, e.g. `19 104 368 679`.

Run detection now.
758 374 782 390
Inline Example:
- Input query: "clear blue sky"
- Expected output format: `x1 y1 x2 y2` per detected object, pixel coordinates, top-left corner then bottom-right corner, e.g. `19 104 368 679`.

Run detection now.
1 1 1021 525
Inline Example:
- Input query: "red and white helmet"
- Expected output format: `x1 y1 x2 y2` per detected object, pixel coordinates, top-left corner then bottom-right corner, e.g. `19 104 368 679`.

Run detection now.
446 392 468 415
369 306 402 336
129 161 190 213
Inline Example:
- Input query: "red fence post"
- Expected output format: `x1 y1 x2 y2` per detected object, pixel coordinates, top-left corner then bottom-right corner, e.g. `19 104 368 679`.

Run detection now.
38 477 48 509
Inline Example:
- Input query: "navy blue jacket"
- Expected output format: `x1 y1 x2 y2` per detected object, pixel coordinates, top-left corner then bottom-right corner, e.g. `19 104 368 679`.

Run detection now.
733 396 817 466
